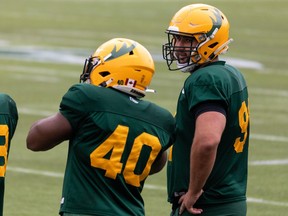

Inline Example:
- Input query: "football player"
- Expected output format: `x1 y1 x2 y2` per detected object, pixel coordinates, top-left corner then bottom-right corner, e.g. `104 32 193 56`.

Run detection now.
27 38 175 216
0 93 18 216
162 4 250 216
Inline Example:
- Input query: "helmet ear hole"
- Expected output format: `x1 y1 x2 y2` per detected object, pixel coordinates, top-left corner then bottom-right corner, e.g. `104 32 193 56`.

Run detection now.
99 71 110 77
208 42 218 48
129 51 134 55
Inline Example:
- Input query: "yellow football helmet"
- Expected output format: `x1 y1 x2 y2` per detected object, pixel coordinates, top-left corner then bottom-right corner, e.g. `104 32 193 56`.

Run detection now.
80 38 155 98
162 4 233 72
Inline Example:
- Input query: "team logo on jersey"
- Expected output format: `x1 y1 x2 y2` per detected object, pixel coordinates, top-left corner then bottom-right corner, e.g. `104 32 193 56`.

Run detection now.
125 78 137 87
181 88 185 94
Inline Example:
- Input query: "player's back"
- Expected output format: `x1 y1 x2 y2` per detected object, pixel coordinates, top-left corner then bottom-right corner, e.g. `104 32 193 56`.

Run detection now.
0 93 18 216
59 84 175 216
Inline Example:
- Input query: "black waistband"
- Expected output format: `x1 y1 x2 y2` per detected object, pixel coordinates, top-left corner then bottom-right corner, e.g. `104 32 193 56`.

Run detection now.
171 192 186 212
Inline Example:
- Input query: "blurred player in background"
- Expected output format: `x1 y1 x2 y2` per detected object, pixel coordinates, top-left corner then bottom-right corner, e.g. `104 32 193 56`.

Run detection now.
162 4 250 216
0 93 18 216
26 38 175 216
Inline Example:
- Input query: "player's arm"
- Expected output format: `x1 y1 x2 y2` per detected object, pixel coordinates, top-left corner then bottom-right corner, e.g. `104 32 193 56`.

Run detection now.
149 151 167 175
26 112 73 151
179 102 227 214
189 111 226 193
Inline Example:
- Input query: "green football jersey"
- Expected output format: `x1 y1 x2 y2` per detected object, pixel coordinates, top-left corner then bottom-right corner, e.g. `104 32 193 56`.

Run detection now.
167 61 250 205
0 93 18 216
59 84 175 215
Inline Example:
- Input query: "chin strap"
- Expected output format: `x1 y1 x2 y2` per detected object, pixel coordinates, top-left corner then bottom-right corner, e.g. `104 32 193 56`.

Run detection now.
112 85 156 98
178 37 233 73
177 62 197 73
99 78 114 87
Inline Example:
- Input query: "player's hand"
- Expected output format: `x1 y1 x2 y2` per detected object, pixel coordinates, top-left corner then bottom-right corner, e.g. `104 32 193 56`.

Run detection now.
178 190 204 215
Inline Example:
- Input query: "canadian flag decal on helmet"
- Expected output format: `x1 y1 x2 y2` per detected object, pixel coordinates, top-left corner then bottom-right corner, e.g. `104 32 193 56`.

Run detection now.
125 78 137 87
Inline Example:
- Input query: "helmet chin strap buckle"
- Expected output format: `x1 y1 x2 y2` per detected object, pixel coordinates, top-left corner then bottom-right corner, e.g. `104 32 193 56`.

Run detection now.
99 78 114 87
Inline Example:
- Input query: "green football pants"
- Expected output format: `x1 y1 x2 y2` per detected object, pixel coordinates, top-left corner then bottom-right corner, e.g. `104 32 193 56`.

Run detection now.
170 200 247 216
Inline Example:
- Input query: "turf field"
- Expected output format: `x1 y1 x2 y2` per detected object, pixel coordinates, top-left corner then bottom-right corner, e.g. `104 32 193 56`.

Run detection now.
1 0 288 215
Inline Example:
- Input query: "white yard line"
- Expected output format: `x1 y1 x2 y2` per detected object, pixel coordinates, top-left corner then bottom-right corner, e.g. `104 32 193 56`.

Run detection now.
7 165 288 207
251 88 288 97
18 108 55 117
7 167 64 178
0 46 263 70
249 159 288 166
251 134 288 143
247 197 288 207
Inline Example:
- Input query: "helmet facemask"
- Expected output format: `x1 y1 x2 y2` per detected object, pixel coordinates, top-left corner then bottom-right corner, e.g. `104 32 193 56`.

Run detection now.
80 55 113 87
163 32 202 73
162 4 233 73
80 56 97 84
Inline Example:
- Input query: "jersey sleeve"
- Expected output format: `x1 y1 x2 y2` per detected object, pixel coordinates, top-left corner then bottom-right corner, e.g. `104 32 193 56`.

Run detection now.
164 112 176 150
184 70 230 112
193 101 227 119
59 84 89 130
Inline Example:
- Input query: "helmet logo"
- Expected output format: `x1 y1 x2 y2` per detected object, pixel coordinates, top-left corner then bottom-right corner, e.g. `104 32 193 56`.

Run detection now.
207 8 222 37
107 42 136 61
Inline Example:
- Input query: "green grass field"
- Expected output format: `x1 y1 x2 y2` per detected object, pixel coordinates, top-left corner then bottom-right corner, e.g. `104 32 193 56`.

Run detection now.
1 0 288 215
